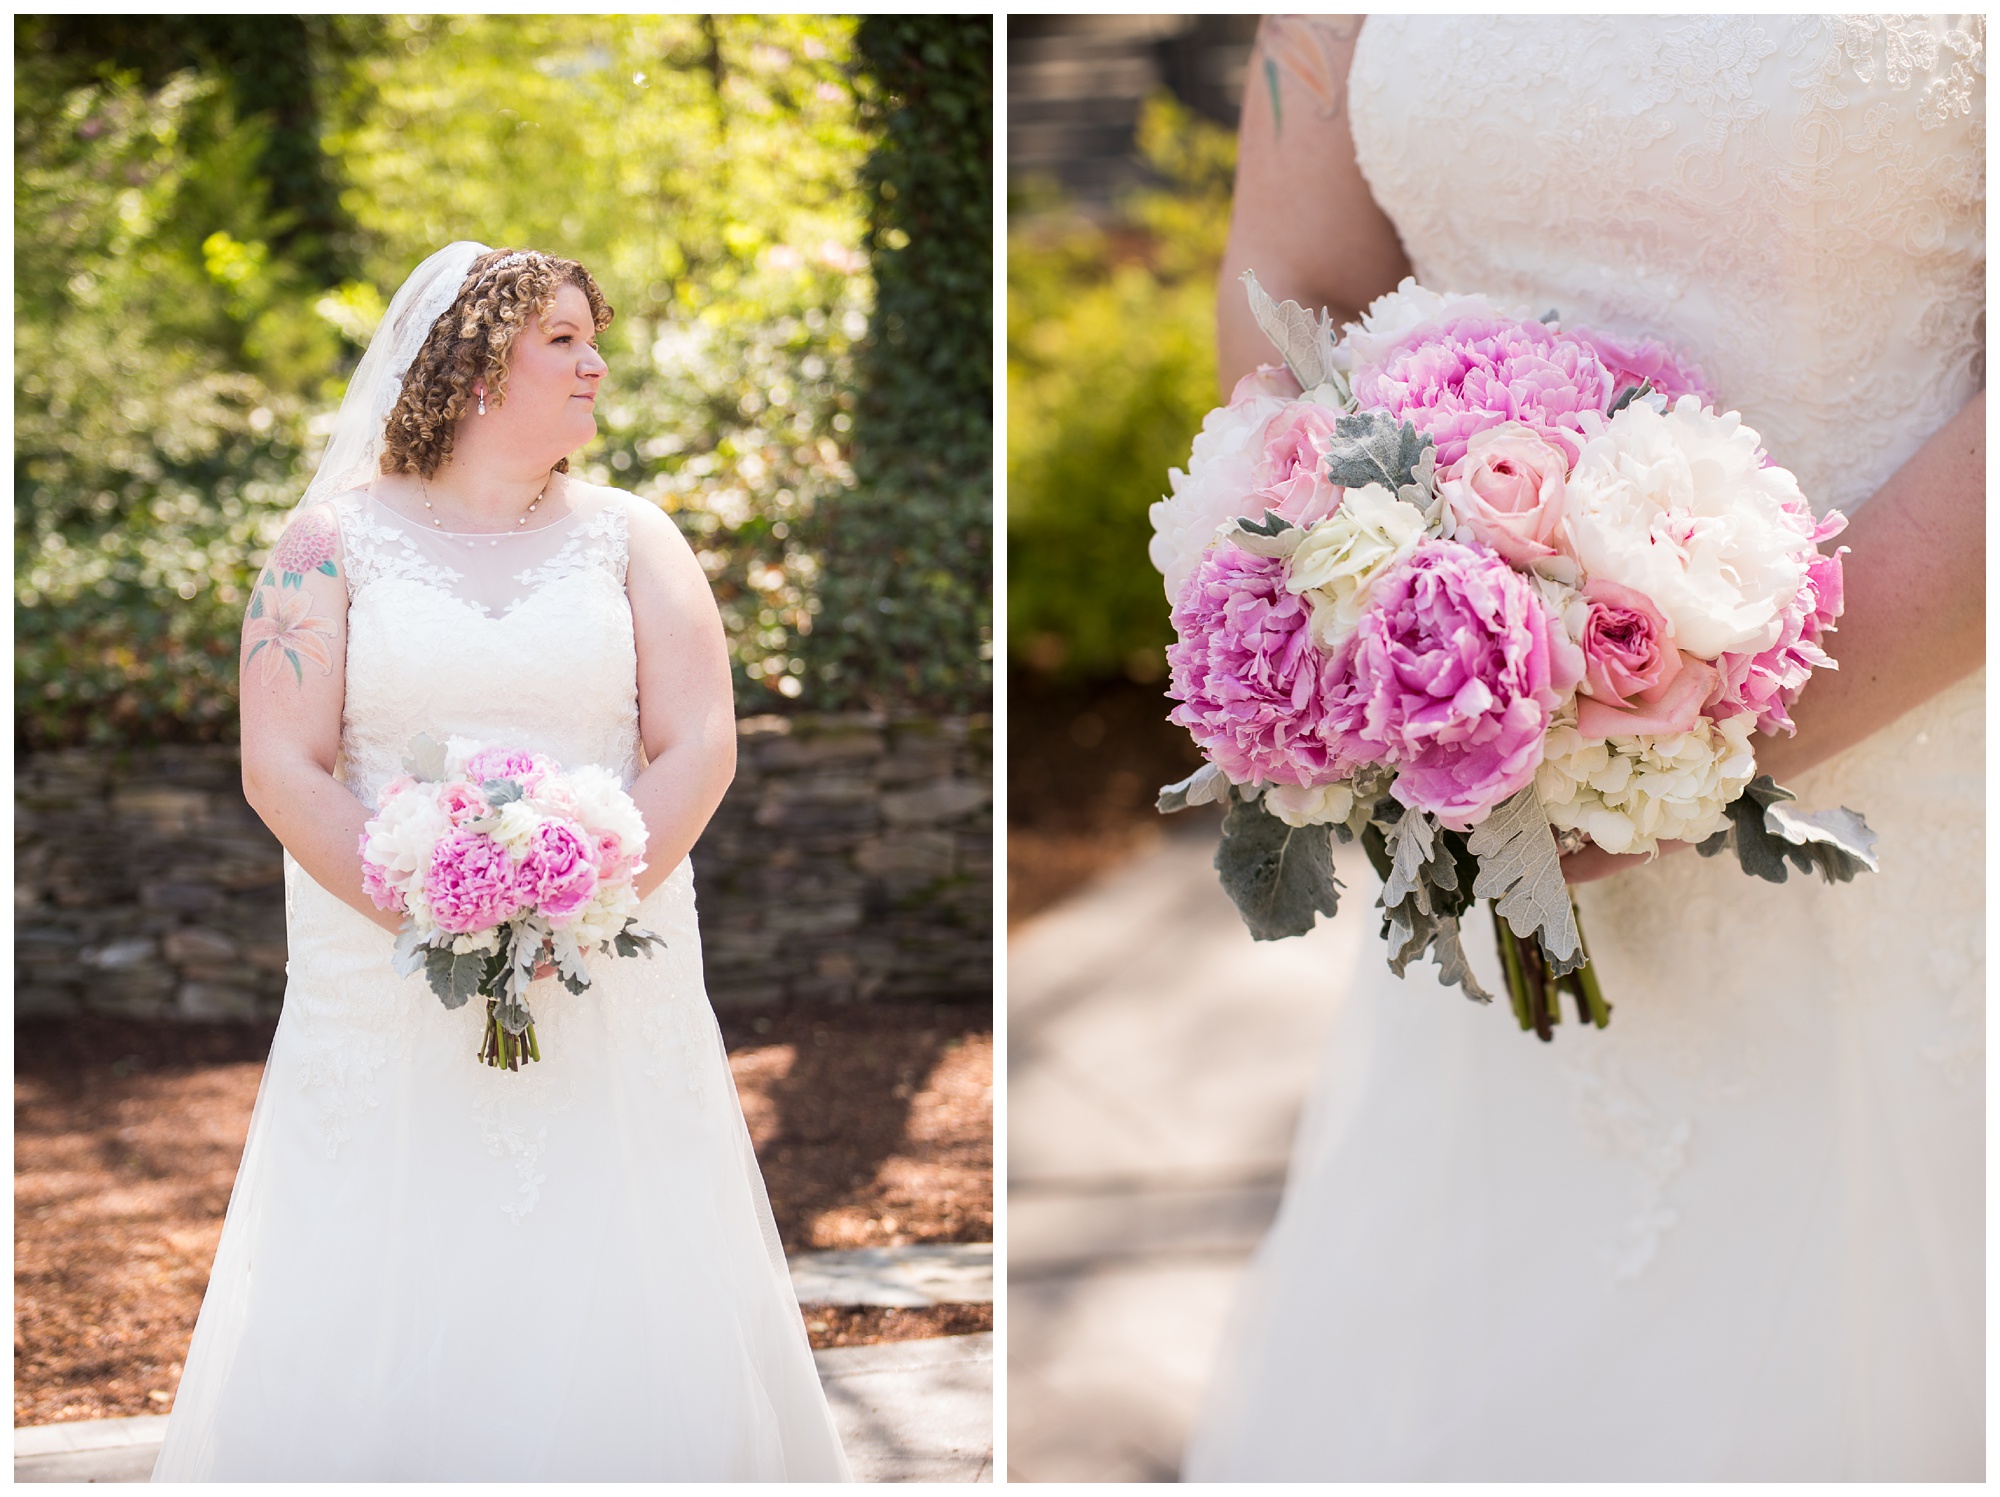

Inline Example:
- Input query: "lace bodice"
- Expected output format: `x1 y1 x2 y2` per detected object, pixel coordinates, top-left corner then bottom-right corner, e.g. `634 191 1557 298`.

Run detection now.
329 488 642 806
1348 14 1985 514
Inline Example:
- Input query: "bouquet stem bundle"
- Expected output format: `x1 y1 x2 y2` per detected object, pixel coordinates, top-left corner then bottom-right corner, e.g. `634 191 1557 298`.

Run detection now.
480 1000 542 1071
1493 898 1608 1040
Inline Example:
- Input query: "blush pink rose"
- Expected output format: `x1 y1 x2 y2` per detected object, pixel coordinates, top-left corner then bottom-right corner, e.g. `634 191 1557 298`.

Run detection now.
436 780 491 827
515 819 600 927
1230 363 1304 403
426 830 526 935
593 831 635 884
1573 580 1715 738
1437 423 1573 569
1250 403 1344 528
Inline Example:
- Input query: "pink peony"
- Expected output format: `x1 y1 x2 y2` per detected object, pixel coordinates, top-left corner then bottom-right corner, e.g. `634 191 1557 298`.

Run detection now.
1437 423 1573 569
1329 538 1581 828
436 780 491 827
1348 314 1616 468
426 830 527 935
1564 327 1715 409
358 835 407 913
463 746 554 792
515 819 600 927
1710 525 1846 735
1167 543 1352 787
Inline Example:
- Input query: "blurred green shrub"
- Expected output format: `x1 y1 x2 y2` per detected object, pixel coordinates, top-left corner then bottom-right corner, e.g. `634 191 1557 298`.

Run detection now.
15 64 339 746
16 15 993 746
804 16 992 714
1006 93 1236 684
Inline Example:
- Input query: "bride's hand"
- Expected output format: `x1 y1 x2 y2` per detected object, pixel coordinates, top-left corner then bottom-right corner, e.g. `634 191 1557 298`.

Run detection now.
1562 839 1689 884
533 961 557 981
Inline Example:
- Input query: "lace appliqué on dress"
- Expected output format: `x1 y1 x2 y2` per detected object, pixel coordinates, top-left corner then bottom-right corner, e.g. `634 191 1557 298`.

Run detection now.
513 503 629 595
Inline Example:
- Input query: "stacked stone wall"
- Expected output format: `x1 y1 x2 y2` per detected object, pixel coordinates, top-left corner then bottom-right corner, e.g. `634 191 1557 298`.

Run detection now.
15 713 991 1022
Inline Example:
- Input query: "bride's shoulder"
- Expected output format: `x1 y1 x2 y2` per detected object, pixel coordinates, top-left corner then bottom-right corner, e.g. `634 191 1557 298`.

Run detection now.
564 478 685 549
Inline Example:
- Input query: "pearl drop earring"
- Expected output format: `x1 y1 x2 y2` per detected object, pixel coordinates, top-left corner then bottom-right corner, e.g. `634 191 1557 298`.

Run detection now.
477 388 487 416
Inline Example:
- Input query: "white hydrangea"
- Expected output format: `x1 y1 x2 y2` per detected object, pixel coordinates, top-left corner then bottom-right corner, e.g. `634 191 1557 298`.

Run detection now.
1536 711 1758 856
569 877 642 949
1284 482 1427 652
1149 390 1291 604
1338 277 1533 373
1263 779 1356 828
1564 398 1814 659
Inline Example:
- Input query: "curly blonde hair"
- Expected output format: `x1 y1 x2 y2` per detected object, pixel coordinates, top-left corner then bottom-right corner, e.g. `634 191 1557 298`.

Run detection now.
380 249 614 479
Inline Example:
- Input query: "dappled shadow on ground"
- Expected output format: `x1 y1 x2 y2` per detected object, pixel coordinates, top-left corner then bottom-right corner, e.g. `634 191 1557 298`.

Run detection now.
1009 671 1213 922
15 1004 992 1425
721 1002 992 1252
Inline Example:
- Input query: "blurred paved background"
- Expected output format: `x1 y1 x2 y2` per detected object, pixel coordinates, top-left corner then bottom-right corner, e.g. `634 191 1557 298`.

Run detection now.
1008 825 1368 1482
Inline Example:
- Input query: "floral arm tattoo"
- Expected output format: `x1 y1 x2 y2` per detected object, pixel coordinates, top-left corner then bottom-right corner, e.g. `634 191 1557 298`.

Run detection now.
1257 15 1363 138
245 510 339 689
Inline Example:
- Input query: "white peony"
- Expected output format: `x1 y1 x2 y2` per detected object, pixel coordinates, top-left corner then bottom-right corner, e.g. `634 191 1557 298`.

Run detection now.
1338 277 1533 373
567 763 649 855
1263 779 1356 828
1149 389 1292 603
1284 482 1427 653
1563 397 1814 659
1536 710 1757 856
363 788 450 892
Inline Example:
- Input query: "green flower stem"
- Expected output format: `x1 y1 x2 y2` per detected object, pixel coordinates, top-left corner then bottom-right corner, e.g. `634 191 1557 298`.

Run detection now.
1492 902 1532 1032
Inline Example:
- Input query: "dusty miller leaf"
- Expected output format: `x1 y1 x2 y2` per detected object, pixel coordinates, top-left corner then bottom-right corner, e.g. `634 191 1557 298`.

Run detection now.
1158 762 1230 815
1429 916 1493 1003
1698 776 1798 883
1322 412 1434 495
391 923 429 978
1228 511 1303 560
1383 804 1439 911
1763 803 1879 882
1466 787 1582 975
1608 380 1653 416
403 733 447 781
1214 787 1341 940
423 946 488 1010
483 778 525 807
1242 269 1342 395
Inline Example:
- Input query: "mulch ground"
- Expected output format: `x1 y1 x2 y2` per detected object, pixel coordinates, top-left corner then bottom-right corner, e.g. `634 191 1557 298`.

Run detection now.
1009 671 1215 923
14 1003 991 1428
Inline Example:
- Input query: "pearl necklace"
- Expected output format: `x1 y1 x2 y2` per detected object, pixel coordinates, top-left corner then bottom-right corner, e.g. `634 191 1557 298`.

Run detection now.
417 473 551 547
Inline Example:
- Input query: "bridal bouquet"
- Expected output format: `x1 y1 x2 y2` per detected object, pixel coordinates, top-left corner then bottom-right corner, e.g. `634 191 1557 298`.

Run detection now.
360 735 662 1070
1153 274 1876 1039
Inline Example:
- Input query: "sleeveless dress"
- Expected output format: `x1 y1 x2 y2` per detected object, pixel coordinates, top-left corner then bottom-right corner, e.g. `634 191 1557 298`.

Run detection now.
1185 16 1984 1482
152 489 850 1481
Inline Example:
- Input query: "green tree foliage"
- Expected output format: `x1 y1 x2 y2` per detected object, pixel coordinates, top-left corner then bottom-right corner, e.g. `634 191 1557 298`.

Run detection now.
804 16 992 713
1007 93 1235 684
17 15 991 745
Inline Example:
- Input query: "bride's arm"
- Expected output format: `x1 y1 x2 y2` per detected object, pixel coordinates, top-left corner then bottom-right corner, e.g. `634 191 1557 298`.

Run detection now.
238 505 401 932
624 498 738 900
1565 392 1986 882
1216 15 1409 396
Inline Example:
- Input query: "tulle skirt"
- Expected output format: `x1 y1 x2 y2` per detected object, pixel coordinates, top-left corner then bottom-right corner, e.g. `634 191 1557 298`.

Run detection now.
1184 673 1984 1481
152 857 850 1482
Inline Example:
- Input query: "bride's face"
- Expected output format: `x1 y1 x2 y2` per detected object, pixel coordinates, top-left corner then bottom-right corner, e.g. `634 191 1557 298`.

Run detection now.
498 282 607 455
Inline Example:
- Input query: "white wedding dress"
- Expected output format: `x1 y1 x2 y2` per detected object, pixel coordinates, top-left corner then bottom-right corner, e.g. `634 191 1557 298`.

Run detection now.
1185 16 1983 1482
153 488 850 1481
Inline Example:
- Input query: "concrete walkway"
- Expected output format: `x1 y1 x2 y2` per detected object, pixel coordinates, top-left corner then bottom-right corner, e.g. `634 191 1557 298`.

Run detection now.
18 1249 993 1483
1008 824 1367 1482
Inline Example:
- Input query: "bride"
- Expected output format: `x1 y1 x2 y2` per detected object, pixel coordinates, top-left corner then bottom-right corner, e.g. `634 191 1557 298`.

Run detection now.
1183 16 1982 1481
152 243 850 1480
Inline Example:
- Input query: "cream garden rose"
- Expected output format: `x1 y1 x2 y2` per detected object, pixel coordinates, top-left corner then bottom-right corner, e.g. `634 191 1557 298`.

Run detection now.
1284 482 1427 653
